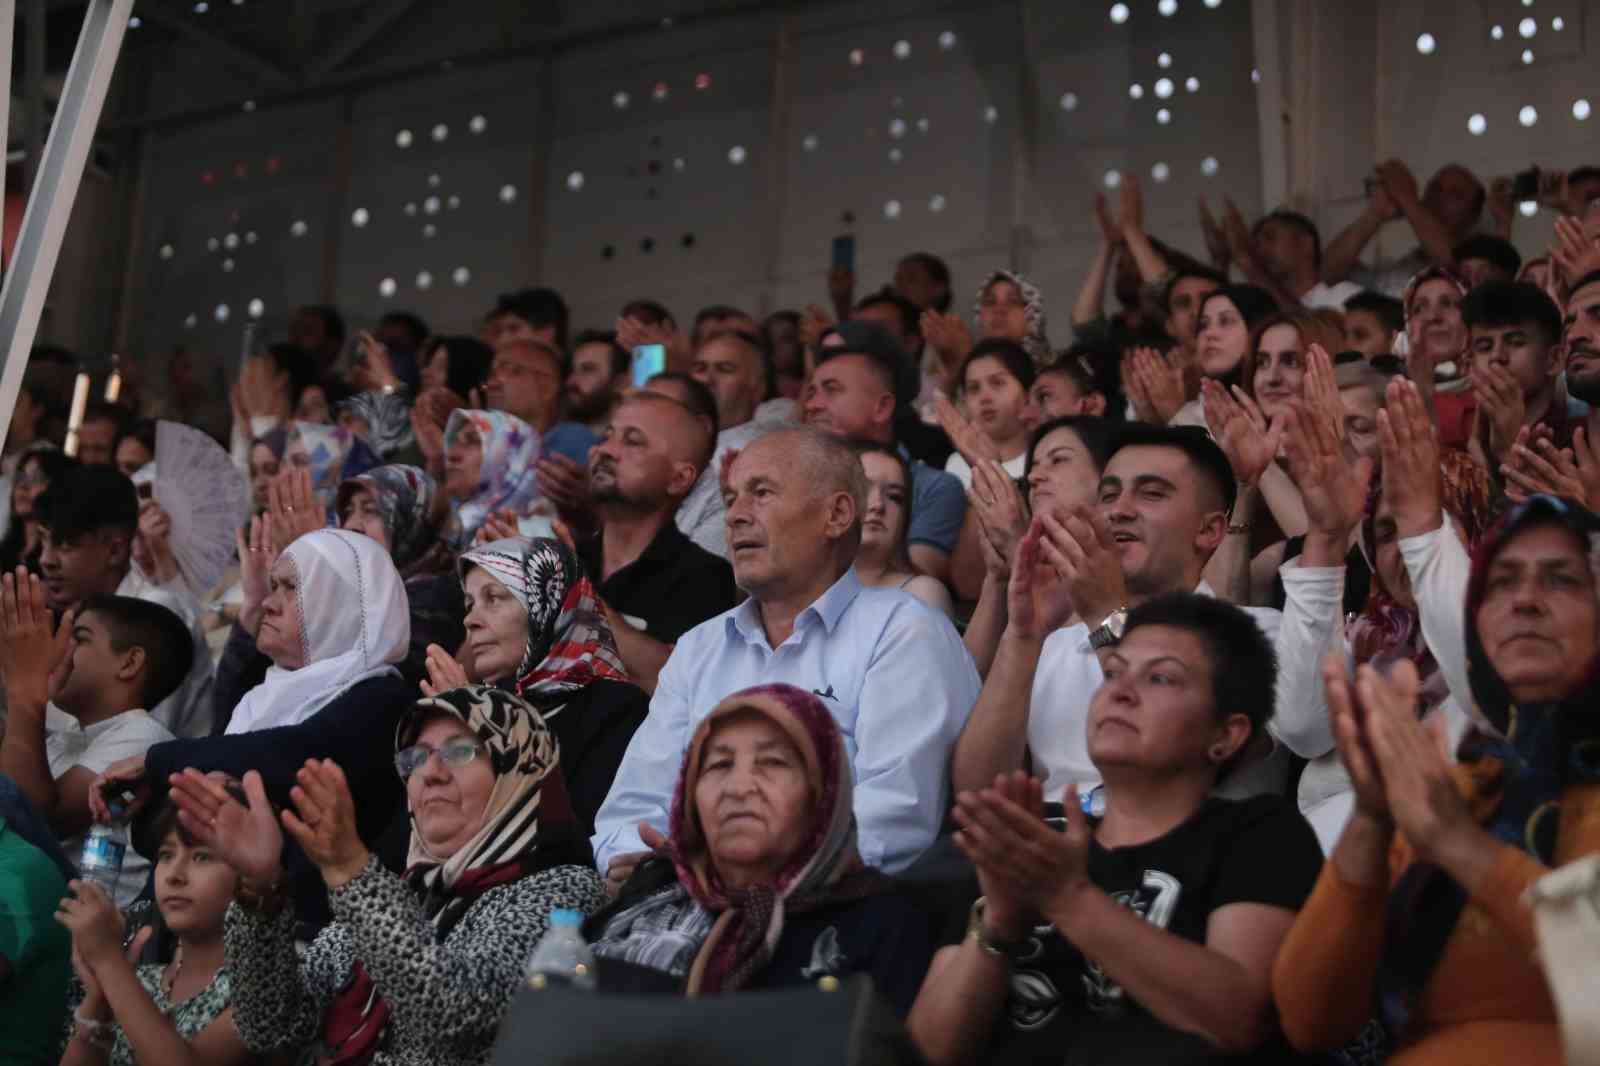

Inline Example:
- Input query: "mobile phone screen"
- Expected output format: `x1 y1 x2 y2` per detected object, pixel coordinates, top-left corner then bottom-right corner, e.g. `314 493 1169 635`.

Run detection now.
832 235 856 272
631 344 666 389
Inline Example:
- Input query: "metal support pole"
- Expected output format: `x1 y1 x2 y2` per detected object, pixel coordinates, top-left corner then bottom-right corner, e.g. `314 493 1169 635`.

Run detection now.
25 0 46 195
0 0 13 218
0 0 134 458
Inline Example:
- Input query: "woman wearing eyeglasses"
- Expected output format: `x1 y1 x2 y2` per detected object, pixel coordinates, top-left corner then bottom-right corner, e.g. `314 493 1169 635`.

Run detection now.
166 685 603 1066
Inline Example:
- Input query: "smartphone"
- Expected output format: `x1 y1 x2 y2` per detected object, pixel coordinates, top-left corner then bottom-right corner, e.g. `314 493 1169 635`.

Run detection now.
831 234 856 273
630 343 666 389
1511 166 1540 202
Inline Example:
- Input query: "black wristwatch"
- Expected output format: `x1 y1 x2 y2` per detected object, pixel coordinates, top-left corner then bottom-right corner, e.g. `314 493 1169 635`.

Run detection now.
967 897 1025 960
1087 606 1128 650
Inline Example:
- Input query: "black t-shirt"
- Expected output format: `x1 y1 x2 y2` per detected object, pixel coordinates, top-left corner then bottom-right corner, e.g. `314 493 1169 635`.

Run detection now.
578 521 739 643
988 796 1323 1066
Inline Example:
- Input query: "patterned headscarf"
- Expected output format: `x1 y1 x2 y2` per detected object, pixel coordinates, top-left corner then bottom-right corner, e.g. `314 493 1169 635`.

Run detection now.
336 464 442 574
285 421 381 515
457 537 628 713
443 409 541 548
976 269 1050 365
337 388 416 459
590 686 885 995
1376 495 1600 1037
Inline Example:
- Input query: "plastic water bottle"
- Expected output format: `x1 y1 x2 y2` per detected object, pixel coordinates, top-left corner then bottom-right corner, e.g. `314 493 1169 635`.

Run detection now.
524 909 596 991
80 824 126 897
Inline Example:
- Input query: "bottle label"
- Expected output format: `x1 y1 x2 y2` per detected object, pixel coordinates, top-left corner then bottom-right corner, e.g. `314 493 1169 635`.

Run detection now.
82 833 127 871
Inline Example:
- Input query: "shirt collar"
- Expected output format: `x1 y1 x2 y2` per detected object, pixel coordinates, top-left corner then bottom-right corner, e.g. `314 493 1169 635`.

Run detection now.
727 566 862 646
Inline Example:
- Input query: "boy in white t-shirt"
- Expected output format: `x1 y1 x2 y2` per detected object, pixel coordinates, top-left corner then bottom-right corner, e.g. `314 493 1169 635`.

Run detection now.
0 576 190 905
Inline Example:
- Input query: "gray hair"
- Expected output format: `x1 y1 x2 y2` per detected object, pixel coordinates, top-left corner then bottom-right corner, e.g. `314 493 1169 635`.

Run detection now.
746 425 867 551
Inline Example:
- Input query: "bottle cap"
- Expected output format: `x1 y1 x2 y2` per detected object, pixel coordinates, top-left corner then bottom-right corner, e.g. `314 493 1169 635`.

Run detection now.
549 908 582 927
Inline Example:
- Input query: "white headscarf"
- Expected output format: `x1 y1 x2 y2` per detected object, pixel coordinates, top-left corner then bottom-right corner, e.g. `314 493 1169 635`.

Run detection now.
225 529 410 735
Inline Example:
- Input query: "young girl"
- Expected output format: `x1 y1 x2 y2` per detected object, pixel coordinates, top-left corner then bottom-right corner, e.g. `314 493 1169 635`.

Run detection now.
945 340 1036 490
853 445 954 618
57 800 250 1066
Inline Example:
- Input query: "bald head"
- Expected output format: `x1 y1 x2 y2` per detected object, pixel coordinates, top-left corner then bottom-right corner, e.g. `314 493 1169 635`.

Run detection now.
590 392 712 512
621 391 714 472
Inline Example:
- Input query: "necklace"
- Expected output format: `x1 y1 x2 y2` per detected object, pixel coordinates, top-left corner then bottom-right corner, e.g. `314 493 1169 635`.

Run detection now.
162 943 184 1002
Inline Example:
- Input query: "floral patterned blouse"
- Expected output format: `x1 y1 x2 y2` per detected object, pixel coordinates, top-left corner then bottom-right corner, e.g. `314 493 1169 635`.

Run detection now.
106 964 232 1066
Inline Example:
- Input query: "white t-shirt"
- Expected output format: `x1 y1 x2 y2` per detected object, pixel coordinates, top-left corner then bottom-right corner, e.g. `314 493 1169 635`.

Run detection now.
117 568 216 738
944 450 1027 491
1300 281 1362 311
47 705 175 907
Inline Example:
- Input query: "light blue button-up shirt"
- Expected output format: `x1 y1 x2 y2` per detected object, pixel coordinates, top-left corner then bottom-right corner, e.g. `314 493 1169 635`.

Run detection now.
591 567 980 875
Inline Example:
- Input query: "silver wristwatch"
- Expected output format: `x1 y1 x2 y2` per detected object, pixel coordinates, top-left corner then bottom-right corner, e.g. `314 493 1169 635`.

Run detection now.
1087 607 1128 650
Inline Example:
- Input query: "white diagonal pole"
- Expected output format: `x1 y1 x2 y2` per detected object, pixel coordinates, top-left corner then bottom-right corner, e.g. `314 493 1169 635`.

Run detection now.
0 0 133 458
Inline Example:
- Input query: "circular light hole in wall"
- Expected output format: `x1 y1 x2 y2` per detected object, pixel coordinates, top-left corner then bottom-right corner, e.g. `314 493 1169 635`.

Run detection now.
916 116 930 132
222 258 235 272
884 199 902 220
207 237 219 252
1201 156 1219 176
1519 17 1536 38
939 31 957 50
1060 92 1079 111
129 15 141 27
1552 17 1565 31
469 115 487 134
431 123 449 142
1575 99 1593 121
404 202 418 216
214 304 230 323
245 231 258 244
1104 170 1122 188
929 194 947 212
290 220 307 237
242 99 256 112
1157 108 1171 124
1251 68 1260 83
1416 33 1436 55
423 196 441 215
447 195 460 210
613 91 630 109
1158 0 1177 16
1491 24 1504 40
224 232 239 249
351 208 370 227
1204 0 1221 7
889 148 903 163
183 312 196 328
983 105 998 123
1522 49 1535 64
453 267 471 286
1158 52 1172 68
567 171 585 191
1109 4 1129 24
422 224 437 238
889 118 907 138
1519 104 1538 127
673 157 686 171
395 129 413 148
1467 113 1487 135
1152 162 1171 182
416 272 433 291
802 134 819 151
428 173 441 187
849 48 864 66
379 278 397 298
728 145 747 164
1155 78 1174 98
500 184 518 203
1129 83 1144 99
893 40 911 59
248 298 264 319
159 244 174 260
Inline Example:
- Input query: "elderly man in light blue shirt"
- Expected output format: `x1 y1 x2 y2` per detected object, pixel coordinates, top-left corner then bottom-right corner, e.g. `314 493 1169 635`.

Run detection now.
592 425 980 886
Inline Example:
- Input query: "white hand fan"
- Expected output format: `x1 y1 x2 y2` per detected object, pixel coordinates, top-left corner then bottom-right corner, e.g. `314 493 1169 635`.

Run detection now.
152 420 250 596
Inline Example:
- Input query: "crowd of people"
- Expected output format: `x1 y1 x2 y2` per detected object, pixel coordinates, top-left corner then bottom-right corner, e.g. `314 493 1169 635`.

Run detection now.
0 153 1598 1066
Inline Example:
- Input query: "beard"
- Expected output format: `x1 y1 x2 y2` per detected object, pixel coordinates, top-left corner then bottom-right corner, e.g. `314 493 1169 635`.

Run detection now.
1568 353 1600 406
565 387 614 422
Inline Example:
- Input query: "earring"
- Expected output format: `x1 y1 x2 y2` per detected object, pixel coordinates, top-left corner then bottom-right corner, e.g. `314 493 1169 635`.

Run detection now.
1209 747 1226 763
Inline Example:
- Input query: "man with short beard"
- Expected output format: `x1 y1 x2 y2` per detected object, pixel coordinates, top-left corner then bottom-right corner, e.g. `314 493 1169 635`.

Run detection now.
564 330 629 434
578 393 737 692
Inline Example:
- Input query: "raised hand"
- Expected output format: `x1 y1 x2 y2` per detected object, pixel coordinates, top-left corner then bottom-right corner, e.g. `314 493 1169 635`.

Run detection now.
536 453 591 515
1487 177 1516 235
239 357 289 424
1377 158 1421 209
169 769 283 885
971 459 1030 575
934 390 1002 467
1036 506 1125 629
1094 193 1119 247
1198 196 1230 268
1501 426 1600 508
282 759 369 889
921 309 973 368
420 643 471 696
1321 653 1389 821
355 330 402 392
1377 378 1443 539
268 467 326 549
1470 359 1526 464
800 304 835 350
476 508 522 545
1118 172 1145 237
1281 401 1370 538
1300 344 1343 441
953 771 1093 919
1552 214 1600 280
1202 379 1282 487
136 499 178 586
236 515 278 637
55 879 148 972
1123 347 1186 425
1220 196 1258 268
0 568 72 710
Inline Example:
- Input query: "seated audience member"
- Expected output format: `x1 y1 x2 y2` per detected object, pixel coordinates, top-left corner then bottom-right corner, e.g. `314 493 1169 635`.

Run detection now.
894 250 954 313
446 537 648 833
916 592 1323 1066
804 333 967 582
565 330 630 435
1342 289 1405 360
963 416 1121 676
590 685 942 1020
1323 161 1484 297
577 393 738 690
761 309 805 399
1029 354 1107 423
441 409 540 547
849 293 954 468
944 341 1036 489
952 425 1285 800
0 581 189 905
57 799 247 1066
1454 233 1522 290
1517 256 1555 293
1274 495 1600 1065
289 305 346 378
592 427 980 884
485 287 570 352
336 387 416 462
91 528 410 923
1253 209 1362 309
1270 385 1481 851
1401 266 1473 447
0 791 71 1066
227 344 320 469
112 419 156 479
36 467 215 739
925 269 1051 380
244 431 285 517
1133 284 1275 429
1461 280 1568 471
77 402 131 468
419 334 494 400
675 330 794 555
0 444 73 576
283 421 382 515
336 464 466 687
168 686 604 1066
690 304 759 348
852 444 955 617
482 339 599 517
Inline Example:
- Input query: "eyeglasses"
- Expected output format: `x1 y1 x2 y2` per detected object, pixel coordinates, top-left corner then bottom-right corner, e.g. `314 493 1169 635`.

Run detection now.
395 737 483 779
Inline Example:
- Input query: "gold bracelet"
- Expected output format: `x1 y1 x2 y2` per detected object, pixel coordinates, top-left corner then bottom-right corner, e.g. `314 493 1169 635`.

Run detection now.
966 897 1023 959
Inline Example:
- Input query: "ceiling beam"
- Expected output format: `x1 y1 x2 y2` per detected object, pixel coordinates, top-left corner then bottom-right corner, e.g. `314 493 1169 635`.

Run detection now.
133 0 294 87
304 0 424 81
